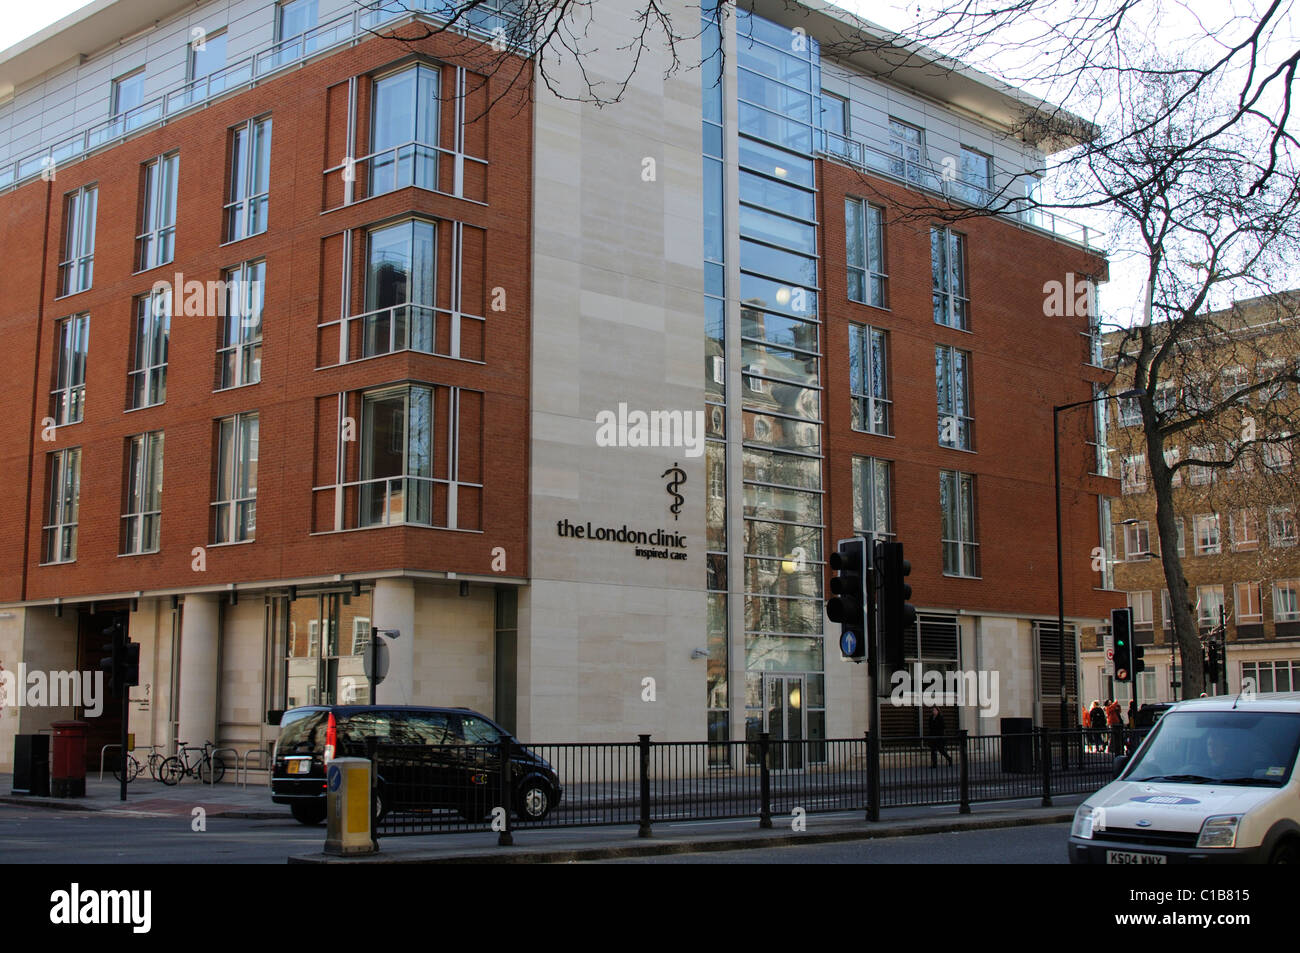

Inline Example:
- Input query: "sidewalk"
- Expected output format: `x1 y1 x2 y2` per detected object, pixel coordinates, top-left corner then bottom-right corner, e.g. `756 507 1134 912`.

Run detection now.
1 771 1084 862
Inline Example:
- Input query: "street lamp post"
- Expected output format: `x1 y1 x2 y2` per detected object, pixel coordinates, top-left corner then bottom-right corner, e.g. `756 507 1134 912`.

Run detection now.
1054 389 1142 757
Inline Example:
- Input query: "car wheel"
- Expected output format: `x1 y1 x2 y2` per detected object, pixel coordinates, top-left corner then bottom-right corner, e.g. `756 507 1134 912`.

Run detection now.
515 779 553 821
372 784 388 824
291 801 327 825
1270 840 1300 864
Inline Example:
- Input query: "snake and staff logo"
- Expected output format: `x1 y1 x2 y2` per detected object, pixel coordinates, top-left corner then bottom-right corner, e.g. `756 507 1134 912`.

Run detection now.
662 463 686 520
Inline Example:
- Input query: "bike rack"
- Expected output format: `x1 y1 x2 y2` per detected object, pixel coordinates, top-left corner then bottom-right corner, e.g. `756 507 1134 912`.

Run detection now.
209 747 240 786
240 746 272 789
98 744 121 781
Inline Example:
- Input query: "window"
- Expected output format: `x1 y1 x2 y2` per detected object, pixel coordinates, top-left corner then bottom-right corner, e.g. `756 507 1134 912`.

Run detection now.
360 385 433 527
1161 589 1172 628
1185 445 1212 485
1186 376 1215 413
848 323 890 435
130 290 170 408
1230 509 1259 551
51 313 88 426
1196 584 1225 628
58 185 97 296
1194 513 1221 555
370 64 441 195
852 456 892 543
888 118 923 185
214 413 258 543
931 228 968 330
820 91 847 136
935 345 973 450
187 29 227 89
1261 435 1294 472
1129 590 1153 629
364 219 437 356
1269 505 1298 547
1220 366 1247 400
111 68 146 131
275 0 319 61
122 431 164 555
218 260 265 388
43 448 80 564
1164 446 1182 486
845 198 886 307
1242 660 1300 693
1235 582 1262 624
957 146 992 204
1257 359 1287 402
940 470 978 576
1117 395 1141 427
1154 383 1178 415
1174 516 1185 557
1120 454 1147 493
226 116 271 242
1123 521 1151 560
137 152 179 271
1273 581 1300 623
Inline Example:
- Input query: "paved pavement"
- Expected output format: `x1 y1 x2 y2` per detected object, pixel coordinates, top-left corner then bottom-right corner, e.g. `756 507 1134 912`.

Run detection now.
0 771 1088 863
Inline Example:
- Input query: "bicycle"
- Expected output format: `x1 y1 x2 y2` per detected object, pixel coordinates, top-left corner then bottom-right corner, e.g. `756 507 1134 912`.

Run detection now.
112 750 143 783
159 740 226 785
143 744 169 781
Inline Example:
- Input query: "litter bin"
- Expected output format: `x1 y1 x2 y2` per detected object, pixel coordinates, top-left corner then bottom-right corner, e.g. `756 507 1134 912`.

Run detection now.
12 734 50 796
1000 717 1035 773
50 721 88 797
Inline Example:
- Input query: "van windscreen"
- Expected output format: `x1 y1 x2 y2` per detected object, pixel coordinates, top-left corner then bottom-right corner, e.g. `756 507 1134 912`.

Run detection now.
276 709 328 754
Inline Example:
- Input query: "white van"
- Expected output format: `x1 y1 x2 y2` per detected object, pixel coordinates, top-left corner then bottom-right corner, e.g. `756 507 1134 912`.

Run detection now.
1068 693 1300 864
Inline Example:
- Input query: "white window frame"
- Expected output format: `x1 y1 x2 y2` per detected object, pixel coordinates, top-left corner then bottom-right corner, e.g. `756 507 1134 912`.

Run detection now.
1129 590 1153 629
931 227 969 331
957 145 992 204
1194 513 1221 556
58 185 97 297
51 313 89 427
887 117 924 185
852 455 893 544
940 469 979 577
130 290 170 409
137 152 179 271
936 343 973 450
1231 509 1260 552
218 259 265 389
1185 444 1213 485
1269 505 1298 548
225 115 271 243
849 323 890 435
1196 584 1225 628
122 430 164 555
1234 581 1263 624
43 447 81 564
213 412 258 543
1123 521 1151 561
1121 453 1147 493
1273 580 1300 623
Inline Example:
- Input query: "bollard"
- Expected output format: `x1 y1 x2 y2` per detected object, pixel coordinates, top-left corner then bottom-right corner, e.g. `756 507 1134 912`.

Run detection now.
758 732 772 829
958 729 970 815
324 757 377 855
637 734 652 838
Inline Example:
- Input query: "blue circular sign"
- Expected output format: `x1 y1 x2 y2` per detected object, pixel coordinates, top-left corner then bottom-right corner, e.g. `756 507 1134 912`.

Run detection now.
840 629 859 655
328 764 342 792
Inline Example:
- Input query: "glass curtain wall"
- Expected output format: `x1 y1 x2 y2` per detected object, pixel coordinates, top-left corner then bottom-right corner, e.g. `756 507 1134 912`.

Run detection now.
735 7 826 758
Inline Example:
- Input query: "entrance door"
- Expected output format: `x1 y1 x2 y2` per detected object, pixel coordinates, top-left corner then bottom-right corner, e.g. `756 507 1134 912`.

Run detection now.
763 674 805 771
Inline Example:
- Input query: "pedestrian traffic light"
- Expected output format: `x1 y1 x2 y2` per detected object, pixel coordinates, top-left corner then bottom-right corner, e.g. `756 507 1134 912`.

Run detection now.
1111 607 1133 683
876 540 915 674
828 537 869 662
99 620 126 695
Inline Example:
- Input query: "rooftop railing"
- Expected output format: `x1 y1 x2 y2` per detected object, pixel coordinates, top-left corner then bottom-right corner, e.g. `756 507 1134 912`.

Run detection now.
819 129 1106 253
0 1 523 192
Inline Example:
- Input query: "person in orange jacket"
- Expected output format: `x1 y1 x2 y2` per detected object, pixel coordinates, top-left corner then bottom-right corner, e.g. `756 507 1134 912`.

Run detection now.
1105 698 1122 726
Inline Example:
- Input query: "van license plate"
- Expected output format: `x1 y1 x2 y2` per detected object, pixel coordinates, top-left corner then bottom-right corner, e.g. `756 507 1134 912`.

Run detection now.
1106 850 1166 864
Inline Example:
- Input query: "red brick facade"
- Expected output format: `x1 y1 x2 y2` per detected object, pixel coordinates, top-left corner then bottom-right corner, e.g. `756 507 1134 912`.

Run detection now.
0 26 533 604
818 160 1121 621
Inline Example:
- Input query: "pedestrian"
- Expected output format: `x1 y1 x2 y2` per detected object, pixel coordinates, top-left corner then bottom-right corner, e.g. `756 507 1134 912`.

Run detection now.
1105 698 1123 755
1128 697 1136 727
927 705 953 768
1088 700 1105 752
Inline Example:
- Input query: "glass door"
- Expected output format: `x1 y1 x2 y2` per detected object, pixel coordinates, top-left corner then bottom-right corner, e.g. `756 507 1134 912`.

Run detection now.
764 674 805 771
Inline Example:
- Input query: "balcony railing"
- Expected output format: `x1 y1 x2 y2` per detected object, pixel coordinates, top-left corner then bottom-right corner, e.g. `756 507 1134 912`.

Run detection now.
818 130 1106 252
318 302 486 366
0 2 525 192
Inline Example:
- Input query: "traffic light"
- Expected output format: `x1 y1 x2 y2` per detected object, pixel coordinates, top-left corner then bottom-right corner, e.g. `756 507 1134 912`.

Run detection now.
99 621 126 695
1133 644 1145 676
876 541 915 674
1111 607 1133 683
122 640 141 688
828 537 869 662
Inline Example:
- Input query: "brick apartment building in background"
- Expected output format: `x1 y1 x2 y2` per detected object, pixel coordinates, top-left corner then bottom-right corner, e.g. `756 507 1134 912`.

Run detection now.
1082 296 1300 711
0 0 1120 775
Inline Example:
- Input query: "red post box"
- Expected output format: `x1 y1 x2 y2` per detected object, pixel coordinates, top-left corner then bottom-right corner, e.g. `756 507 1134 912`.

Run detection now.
50 721 88 797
